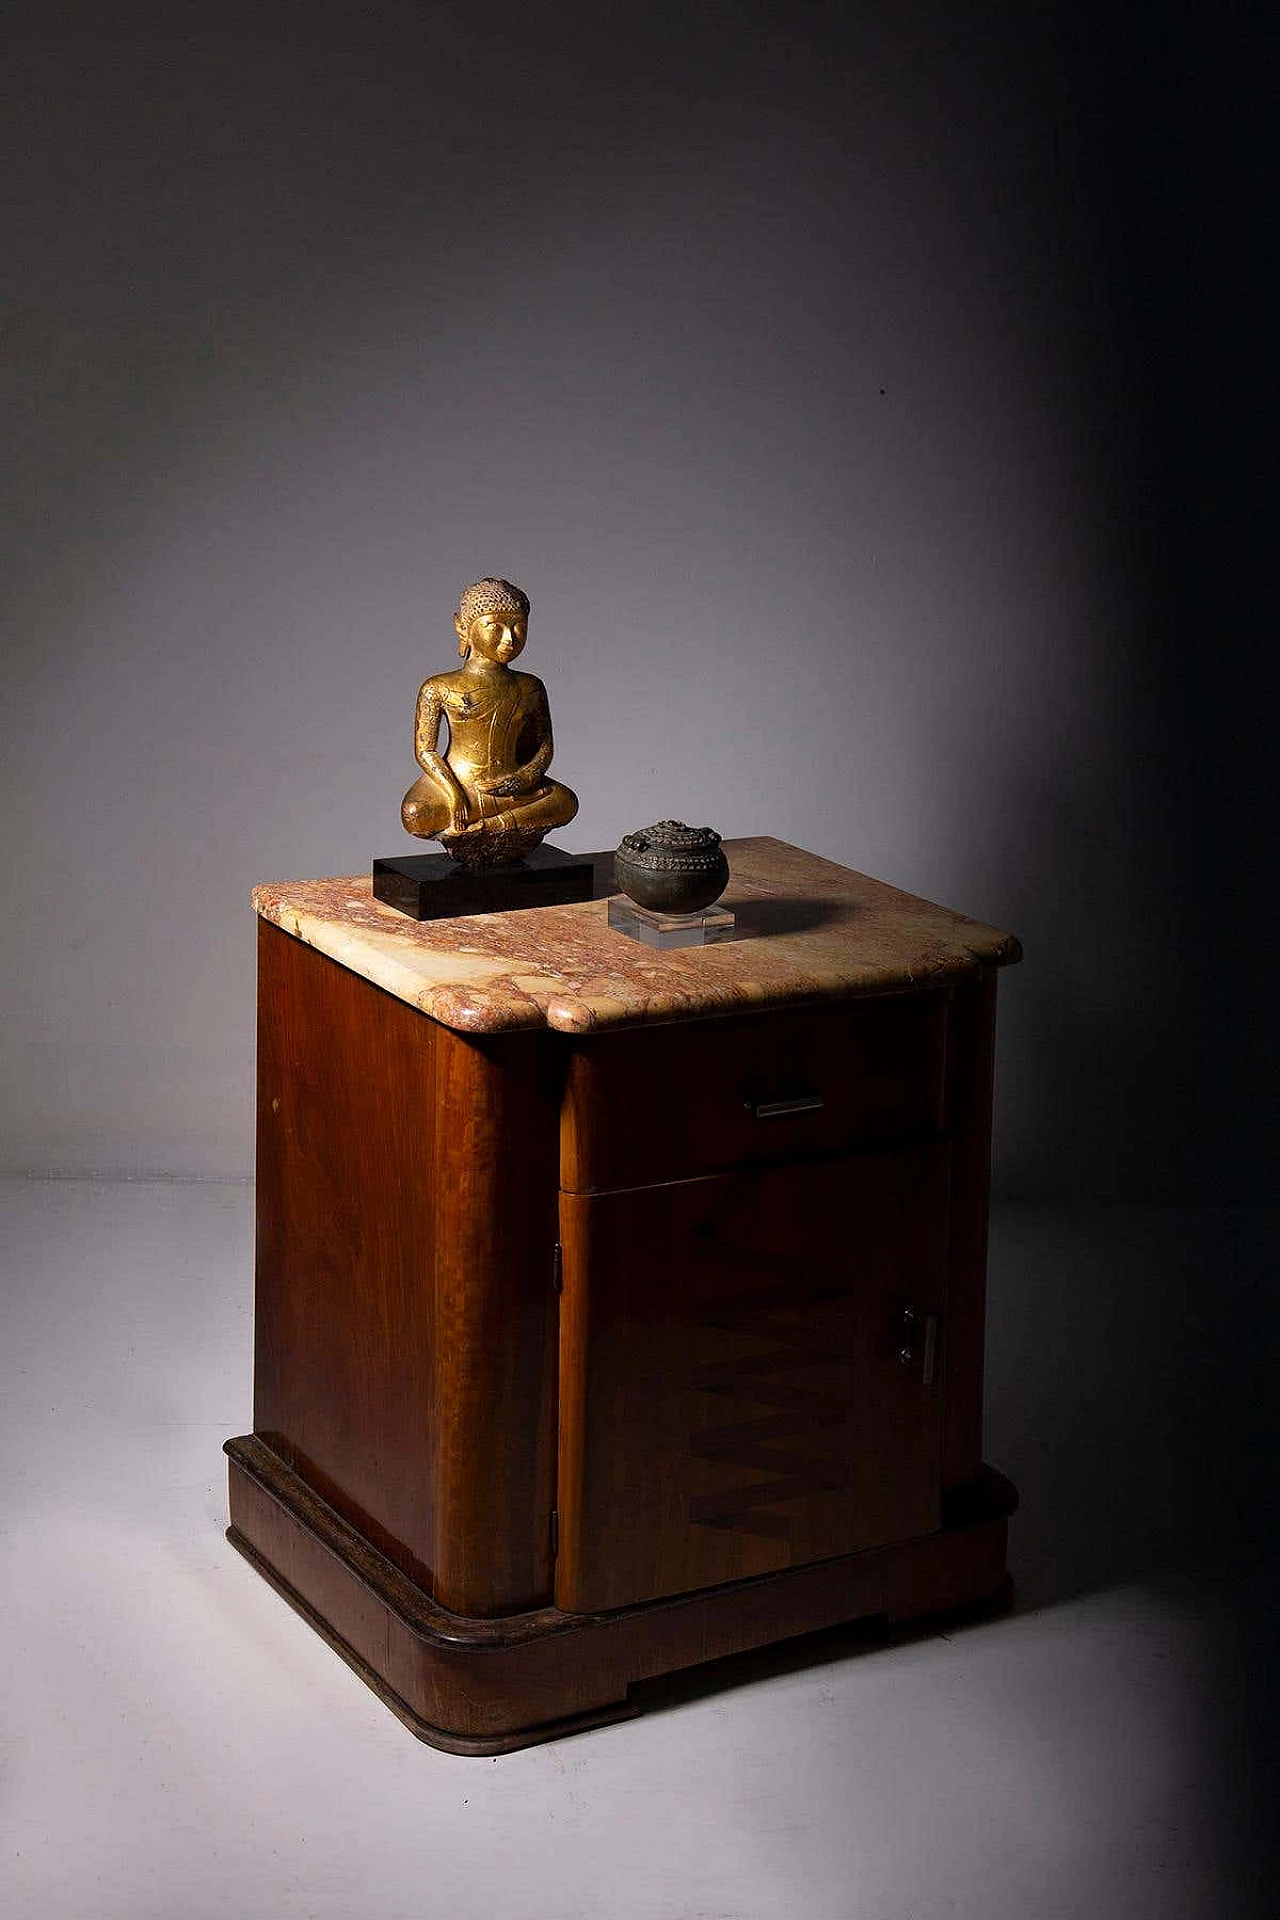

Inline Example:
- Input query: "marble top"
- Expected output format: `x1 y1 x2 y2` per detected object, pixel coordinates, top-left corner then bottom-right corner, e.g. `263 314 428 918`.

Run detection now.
251 838 1021 1037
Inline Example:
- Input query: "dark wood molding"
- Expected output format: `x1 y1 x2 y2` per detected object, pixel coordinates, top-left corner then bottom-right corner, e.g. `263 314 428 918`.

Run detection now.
227 1435 1015 1755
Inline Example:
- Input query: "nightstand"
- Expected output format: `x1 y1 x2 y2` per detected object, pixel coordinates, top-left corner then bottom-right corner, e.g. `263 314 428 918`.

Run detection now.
225 837 1021 1751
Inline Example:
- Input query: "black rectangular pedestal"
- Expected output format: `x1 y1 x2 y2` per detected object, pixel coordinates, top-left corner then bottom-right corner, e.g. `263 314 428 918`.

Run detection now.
372 843 595 920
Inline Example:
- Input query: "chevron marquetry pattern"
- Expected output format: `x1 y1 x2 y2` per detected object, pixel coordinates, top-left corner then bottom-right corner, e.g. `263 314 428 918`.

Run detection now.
686 1198 858 1544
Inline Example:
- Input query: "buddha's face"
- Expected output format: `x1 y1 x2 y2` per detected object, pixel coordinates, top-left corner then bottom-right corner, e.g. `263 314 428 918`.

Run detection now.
456 608 528 666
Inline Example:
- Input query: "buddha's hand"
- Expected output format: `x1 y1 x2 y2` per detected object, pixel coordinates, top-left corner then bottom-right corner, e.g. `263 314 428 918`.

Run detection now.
484 774 527 798
446 795 472 832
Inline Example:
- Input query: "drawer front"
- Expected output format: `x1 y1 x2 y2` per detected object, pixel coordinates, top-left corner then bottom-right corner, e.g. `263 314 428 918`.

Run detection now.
560 992 949 1194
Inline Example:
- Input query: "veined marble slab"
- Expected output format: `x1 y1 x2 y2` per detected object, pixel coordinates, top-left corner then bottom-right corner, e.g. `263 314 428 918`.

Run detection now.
251 837 1021 1036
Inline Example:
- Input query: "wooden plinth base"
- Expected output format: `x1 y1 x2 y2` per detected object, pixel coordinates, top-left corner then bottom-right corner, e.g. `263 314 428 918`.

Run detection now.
225 1436 1017 1755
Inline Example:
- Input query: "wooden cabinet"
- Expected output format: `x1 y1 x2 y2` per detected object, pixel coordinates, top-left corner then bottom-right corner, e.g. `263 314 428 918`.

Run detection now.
225 839 1020 1753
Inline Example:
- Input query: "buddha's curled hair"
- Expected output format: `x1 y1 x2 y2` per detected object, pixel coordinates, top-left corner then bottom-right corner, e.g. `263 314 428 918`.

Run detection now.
456 577 531 643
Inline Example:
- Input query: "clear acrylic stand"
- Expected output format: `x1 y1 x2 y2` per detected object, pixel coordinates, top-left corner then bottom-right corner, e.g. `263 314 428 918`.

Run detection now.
607 896 737 949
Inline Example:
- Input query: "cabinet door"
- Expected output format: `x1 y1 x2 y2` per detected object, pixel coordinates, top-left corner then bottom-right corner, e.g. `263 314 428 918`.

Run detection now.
556 1141 950 1612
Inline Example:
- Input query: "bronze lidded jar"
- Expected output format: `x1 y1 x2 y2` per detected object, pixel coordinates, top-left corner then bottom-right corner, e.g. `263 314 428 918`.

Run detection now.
612 821 730 915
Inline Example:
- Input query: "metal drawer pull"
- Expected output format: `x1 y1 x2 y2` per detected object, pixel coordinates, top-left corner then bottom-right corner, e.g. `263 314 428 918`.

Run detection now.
748 1093 826 1120
921 1312 939 1386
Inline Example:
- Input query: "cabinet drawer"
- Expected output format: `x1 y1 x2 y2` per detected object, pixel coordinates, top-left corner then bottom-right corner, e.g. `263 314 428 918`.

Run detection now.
560 992 949 1193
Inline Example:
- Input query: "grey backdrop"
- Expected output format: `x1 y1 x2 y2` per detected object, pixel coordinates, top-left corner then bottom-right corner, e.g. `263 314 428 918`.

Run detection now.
5 2 1272 1198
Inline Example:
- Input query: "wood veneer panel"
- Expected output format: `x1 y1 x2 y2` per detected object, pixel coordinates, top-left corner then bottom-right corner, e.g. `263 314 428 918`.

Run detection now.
557 1142 950 1613
254 920 560 1615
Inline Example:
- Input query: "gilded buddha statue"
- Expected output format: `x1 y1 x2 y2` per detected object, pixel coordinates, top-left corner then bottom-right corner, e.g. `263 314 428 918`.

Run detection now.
400 578 578 868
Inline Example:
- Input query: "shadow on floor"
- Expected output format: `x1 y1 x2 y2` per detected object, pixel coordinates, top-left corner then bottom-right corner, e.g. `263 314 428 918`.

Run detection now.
983 1203 1279 1611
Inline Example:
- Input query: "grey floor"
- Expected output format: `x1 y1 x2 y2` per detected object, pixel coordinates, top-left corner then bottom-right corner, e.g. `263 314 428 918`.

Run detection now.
2 1178 1273 1920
